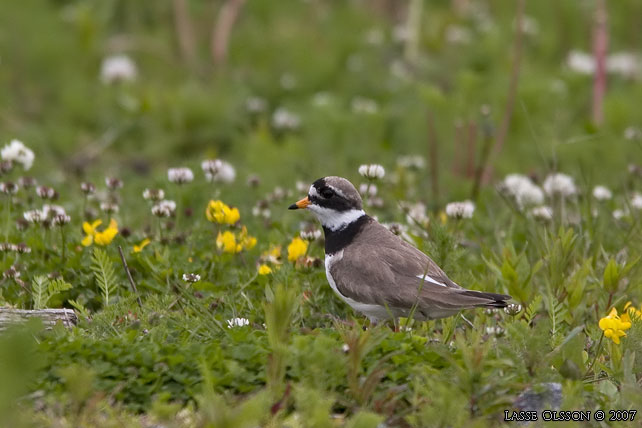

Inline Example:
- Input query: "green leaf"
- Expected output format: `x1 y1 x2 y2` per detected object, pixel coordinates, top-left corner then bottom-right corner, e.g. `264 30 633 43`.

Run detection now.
603 258 619 293
68 299 90 320
91 248 119 307
31 276 49 310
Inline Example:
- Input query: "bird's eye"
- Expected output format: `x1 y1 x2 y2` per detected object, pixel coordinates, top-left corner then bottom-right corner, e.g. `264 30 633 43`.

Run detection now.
321 188 334 198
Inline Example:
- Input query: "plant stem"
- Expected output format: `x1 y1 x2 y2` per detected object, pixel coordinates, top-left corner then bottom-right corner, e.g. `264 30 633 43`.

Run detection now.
592 0 608 126
118 245 143 309
5 196 11 241
211 0 247 66
427 111 440 207
585 332 604 377
60 227 66 264
480 0 526 184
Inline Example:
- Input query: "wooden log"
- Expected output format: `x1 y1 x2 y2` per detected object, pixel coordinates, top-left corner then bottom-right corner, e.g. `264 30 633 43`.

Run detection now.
0 308 78 330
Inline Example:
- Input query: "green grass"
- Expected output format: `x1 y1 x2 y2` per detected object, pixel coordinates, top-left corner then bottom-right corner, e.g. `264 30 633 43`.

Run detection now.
1 0 642 426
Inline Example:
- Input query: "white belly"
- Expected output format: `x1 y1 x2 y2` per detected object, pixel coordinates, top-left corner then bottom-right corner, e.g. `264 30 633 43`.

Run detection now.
324 251 392 322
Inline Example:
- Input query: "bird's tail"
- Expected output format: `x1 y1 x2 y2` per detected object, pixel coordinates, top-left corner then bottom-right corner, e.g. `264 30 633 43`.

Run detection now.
459 290 512 308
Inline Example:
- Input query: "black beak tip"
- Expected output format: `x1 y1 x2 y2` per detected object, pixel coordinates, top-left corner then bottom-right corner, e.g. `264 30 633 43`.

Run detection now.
288 204 298 210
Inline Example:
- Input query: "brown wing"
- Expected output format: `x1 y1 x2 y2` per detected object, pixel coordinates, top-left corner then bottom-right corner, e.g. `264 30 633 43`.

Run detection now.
330 222 510 317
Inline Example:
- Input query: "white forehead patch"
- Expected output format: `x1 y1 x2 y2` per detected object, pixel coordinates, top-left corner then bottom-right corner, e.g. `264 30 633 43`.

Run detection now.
310 183 348 199
327 184 347 199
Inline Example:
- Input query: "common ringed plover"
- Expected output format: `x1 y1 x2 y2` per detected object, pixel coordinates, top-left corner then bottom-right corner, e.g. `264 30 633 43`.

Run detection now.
289 176 511 322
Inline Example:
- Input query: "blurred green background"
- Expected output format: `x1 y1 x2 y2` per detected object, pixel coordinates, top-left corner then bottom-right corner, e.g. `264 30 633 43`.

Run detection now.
1 0 641 200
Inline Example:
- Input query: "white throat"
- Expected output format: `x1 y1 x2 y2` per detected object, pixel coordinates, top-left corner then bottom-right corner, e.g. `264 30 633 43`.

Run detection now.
307 206 365 231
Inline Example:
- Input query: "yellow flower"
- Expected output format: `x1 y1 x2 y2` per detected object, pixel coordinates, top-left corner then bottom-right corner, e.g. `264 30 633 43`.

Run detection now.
82 219 118 246
216 227 257 254
262 245 282 264
624 301 642 321
238 226 257 251
206 200 240 225
133 238 151 253
94 219 119 245
287 237 308 262
599 307 632 344
81 220 102 246
217 230 241 254
258 264 272 275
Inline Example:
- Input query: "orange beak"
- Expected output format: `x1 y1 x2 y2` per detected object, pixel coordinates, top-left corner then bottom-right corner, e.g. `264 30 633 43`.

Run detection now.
288 196 310 210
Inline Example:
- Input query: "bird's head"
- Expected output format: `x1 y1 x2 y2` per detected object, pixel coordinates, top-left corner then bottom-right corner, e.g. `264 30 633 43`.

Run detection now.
289 176 365 231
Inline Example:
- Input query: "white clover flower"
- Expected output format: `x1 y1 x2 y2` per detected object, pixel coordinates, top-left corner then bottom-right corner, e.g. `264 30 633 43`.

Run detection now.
358 164 385 180
1 139 35 170
15 243 31 254
543 173 577 198
504 303 522 316
168 167 194 184
0 182 18 195
80 182 95 195
100 54 137 84
252 205 271 219
226 317 250 328
592 185 612 201
151 200 176 217
52 214 71 226
182 273 201 283
631 193 642 210
565 50 640 78
272 108 301 131
23 209 46 224
201 159 236 183
269 186 288 201
351 97 379 114
531 206 553 221
18 177 37 189
100 202 119 213
613 209 627 220
105 177 123 190
445 200 475 219
606 52 640 78
43 204 67 218
624 127 642 141
402 201 428 227
566 50 594 75
359 183 377 197
36 186 56 200
143 188 165 201
500 174 544 209
300 228 322 241
245 96 267 113
396 155 425 170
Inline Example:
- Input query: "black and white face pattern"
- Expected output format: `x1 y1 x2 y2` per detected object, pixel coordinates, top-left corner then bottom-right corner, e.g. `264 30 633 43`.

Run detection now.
307 176 365 231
